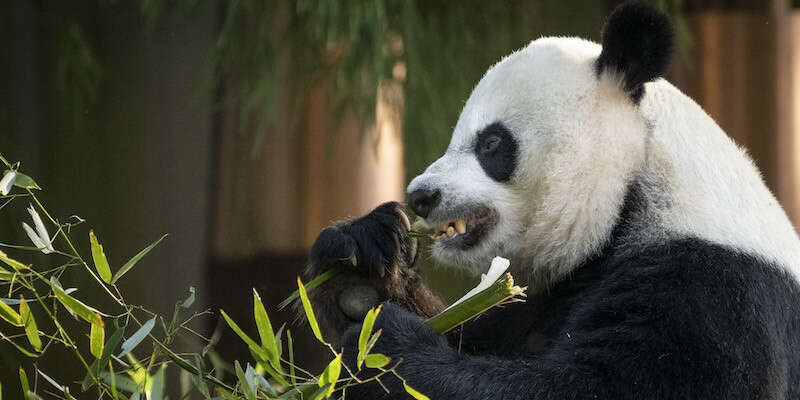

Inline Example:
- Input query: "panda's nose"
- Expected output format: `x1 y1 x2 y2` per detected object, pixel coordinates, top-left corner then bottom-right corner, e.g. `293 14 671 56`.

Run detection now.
408 189 441 219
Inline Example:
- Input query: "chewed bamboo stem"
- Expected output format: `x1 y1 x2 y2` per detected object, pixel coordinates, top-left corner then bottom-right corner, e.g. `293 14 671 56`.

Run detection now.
426 272 525 334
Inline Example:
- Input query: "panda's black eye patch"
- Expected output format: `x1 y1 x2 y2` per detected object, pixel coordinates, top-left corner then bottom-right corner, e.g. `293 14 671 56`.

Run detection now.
474 122 518 183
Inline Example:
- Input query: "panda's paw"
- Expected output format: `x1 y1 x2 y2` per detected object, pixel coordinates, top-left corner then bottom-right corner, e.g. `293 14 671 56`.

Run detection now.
341 302 446 394
308 202 419 279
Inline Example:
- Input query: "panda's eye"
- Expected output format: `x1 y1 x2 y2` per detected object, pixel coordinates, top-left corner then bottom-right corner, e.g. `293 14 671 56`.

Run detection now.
480 135 501 154
474 122 518 183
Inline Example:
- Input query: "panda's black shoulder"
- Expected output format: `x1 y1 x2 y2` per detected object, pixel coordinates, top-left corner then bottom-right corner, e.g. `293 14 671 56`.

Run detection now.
572 237 800 339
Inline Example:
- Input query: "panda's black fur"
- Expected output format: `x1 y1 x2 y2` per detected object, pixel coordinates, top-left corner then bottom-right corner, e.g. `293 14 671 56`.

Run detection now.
595 1 675 103
300 2 800 399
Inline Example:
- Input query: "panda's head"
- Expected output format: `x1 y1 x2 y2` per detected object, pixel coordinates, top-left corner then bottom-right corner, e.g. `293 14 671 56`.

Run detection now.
407 2 674 280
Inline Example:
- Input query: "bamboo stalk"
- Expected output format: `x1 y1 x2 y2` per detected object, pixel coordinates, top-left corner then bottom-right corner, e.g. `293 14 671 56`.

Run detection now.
425 272 525 334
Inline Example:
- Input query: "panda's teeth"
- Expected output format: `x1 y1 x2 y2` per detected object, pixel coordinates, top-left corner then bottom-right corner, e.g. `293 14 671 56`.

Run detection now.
455 219 467 234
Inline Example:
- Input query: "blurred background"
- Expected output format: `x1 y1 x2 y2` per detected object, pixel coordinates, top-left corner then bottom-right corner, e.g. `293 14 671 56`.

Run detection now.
2 0 800 397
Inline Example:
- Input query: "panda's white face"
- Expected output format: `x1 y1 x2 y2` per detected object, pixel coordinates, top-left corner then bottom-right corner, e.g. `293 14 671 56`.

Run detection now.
408 37 649 277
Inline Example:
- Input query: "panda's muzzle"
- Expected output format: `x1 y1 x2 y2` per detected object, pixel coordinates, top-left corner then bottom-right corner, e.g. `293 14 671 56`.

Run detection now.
428 206 498 250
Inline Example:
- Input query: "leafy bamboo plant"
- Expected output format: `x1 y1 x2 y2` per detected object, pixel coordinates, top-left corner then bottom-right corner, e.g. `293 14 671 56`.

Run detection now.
0 153 525 400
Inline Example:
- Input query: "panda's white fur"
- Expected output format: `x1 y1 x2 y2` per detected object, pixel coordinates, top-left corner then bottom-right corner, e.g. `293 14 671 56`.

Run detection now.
408 36 800 290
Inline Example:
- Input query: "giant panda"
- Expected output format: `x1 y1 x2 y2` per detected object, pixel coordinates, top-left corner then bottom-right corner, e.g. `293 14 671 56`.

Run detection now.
301 2 800 399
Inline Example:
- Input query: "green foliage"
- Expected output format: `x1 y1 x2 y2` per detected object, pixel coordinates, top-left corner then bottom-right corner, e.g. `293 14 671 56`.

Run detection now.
0 153 527 398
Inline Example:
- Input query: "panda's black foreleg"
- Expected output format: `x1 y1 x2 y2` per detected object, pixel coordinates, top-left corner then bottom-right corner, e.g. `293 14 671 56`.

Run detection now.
297 202 445 346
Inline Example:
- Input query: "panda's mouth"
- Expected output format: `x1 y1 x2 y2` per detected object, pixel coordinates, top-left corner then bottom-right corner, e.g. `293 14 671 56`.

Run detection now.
430 207 498 250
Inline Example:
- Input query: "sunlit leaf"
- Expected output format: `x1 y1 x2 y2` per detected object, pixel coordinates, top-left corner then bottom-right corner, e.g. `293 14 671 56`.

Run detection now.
0 297 22 326
19 368 30 399
0 333 37 357
50 277 104 325
252 289 280 371
0 266 12 281
82 327 125 390
89 231 112 283
234 361 255 400
19 298 41 351
363 330 382 358
0 250 28 272
118 318 154 357
308 384 332 400
108 361 118 400
364 353 390 369
110 234 167 284
220 309 259 349
247 345 289 387
90 317 105 359
277 268 340 310
318 353 341 399
0 169 15 195
12 172 40 190
357 305 381 369
297 276 324 343
403 382 431 400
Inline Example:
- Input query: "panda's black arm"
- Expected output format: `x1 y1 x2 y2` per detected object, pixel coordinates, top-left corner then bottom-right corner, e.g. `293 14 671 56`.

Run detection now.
340 240 788 400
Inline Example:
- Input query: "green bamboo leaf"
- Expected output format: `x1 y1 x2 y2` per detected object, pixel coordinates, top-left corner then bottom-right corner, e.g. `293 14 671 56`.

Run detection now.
110 234 167 284
274 322 286 358
364 353 390 369
234 361 255 400
50 277 103 325
308 384 332 400
0 297 22 326
277 268 340 310
89 231 112 283
151 365 165 400
297 276 324 343
251 366 277 397
252 289 281 371
403 383 431 400
0 266 12 281
37 369 65 393
99 372 139 393
19 298 41 351
90 317 105 359
357 305 381 370
0 250 28 272
108 361 118 400
363 330 382 358
12 172 40 190
180 286 195 308
19 368 30 399
157 342 228 388
318 353 341 399
1 333 37 357
220 309 259 349
118 318 154 357
247 345 290 387
82 327 125 390
287 330 296 387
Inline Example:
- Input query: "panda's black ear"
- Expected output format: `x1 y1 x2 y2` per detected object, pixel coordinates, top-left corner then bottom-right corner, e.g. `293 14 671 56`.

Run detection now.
595 1 674 103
